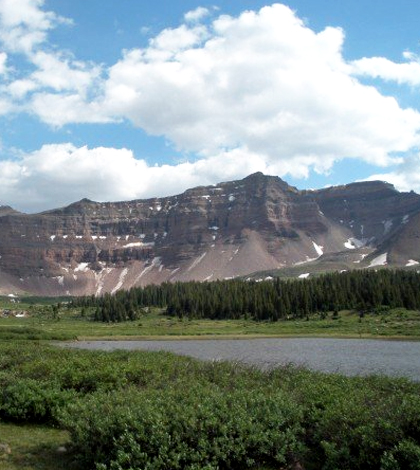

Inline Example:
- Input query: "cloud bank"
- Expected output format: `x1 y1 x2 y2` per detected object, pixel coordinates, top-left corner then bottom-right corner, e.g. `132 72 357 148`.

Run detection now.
0 2 419 211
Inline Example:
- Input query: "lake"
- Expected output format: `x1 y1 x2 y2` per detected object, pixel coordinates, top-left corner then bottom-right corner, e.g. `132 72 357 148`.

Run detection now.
60 337 420 381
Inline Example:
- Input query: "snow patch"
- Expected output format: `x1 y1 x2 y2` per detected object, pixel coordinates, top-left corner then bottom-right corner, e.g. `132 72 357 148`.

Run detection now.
312 241 324 257
188 252 207 272
299 273 310 279
406 259 419 267
294 256 318 266
354 253 369 264
403 215 410 224
228 195 236 202
368 253 388 268
94 267 114 296
111 268 129 294
50 235 56 241
75 262 89 273
91 236 98 240
344 238 365 250
124 242 155 248
209 226 219 231
134 257 161 283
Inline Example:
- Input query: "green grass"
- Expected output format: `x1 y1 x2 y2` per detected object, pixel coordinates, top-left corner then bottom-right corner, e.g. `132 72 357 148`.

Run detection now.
1 306 420 341
0 423 79 470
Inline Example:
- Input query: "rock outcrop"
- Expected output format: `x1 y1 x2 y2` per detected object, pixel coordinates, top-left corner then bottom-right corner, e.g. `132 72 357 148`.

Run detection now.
0 172 419 296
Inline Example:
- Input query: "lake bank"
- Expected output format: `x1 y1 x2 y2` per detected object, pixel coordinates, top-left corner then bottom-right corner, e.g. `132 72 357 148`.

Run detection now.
60 337 420 381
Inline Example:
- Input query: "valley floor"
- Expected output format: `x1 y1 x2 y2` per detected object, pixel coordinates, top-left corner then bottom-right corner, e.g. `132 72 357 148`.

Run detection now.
1 306 420 341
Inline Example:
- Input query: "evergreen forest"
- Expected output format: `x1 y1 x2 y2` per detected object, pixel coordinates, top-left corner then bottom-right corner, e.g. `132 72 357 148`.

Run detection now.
73 269 420 323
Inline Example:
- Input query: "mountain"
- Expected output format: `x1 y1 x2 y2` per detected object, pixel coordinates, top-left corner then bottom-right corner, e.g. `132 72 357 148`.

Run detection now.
0 172 420 296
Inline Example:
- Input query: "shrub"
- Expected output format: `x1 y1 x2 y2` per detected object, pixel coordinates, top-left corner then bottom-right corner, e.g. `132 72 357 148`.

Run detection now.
60 385 305 470
381 440 420 470
0 378 75 424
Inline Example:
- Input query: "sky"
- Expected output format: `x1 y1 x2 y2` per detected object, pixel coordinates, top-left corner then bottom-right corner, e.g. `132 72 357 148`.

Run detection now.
1 0 420 212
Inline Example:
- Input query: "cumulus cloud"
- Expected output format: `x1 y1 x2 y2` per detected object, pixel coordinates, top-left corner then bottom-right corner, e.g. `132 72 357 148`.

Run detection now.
0 0 100 114
0 144 270 212
352 54 420 86
184 7 210 23
0 0 70 53
30 51 102 94
96 4 420 172
0 3 420 210
364 154 420 194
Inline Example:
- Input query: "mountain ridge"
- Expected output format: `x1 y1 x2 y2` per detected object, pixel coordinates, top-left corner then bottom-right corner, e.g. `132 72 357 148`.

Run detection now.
0 172 419 296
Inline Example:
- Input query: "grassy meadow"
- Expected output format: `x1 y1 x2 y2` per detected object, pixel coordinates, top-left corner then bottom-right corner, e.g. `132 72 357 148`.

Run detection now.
1 297 420 340
1 297 420 469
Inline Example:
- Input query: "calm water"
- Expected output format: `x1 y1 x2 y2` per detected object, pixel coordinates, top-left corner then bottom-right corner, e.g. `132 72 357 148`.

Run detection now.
60 338 420 381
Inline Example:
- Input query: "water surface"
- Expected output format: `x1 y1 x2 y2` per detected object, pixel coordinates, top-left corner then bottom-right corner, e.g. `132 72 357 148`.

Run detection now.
60 338 420 381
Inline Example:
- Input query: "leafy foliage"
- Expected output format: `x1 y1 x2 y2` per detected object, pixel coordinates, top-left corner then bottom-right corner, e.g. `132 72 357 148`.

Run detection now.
61 386 303 470
0 342 420 469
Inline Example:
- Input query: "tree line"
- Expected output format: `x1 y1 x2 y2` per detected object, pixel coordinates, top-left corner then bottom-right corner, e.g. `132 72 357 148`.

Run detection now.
72 269 420 323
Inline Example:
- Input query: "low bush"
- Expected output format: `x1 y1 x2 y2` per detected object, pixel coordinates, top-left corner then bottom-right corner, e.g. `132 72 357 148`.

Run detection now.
60 385 304 470
0 378 75 424
1 342 420 469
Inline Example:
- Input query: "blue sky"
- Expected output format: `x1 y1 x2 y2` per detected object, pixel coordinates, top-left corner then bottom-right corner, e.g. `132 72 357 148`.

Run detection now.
1 0 420 212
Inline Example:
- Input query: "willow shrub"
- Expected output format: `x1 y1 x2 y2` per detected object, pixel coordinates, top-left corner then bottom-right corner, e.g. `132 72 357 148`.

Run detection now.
59 385 305 470
0 378 76 424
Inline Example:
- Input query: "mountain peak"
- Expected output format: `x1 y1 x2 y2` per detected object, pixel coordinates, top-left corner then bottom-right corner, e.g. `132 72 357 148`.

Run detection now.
0 173 419 296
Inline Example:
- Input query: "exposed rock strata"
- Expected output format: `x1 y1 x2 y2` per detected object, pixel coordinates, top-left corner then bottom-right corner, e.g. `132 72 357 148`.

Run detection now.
0 172 419 296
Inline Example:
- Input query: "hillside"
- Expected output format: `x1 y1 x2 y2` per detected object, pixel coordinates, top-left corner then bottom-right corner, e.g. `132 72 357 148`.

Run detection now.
0 172 419 296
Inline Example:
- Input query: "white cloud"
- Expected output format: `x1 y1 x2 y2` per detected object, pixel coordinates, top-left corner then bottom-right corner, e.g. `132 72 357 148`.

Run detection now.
365 154 420 194
352 55 420 86
97 4 420 173
30 93 113 127
149 24 209 53
0 143 272 212
0 3 420 211
30 51 102 93
0 51 7 74
184 7 210 23
0 0 70 53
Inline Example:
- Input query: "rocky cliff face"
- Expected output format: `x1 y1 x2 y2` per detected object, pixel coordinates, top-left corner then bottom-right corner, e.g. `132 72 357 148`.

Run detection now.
0 172 419 296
